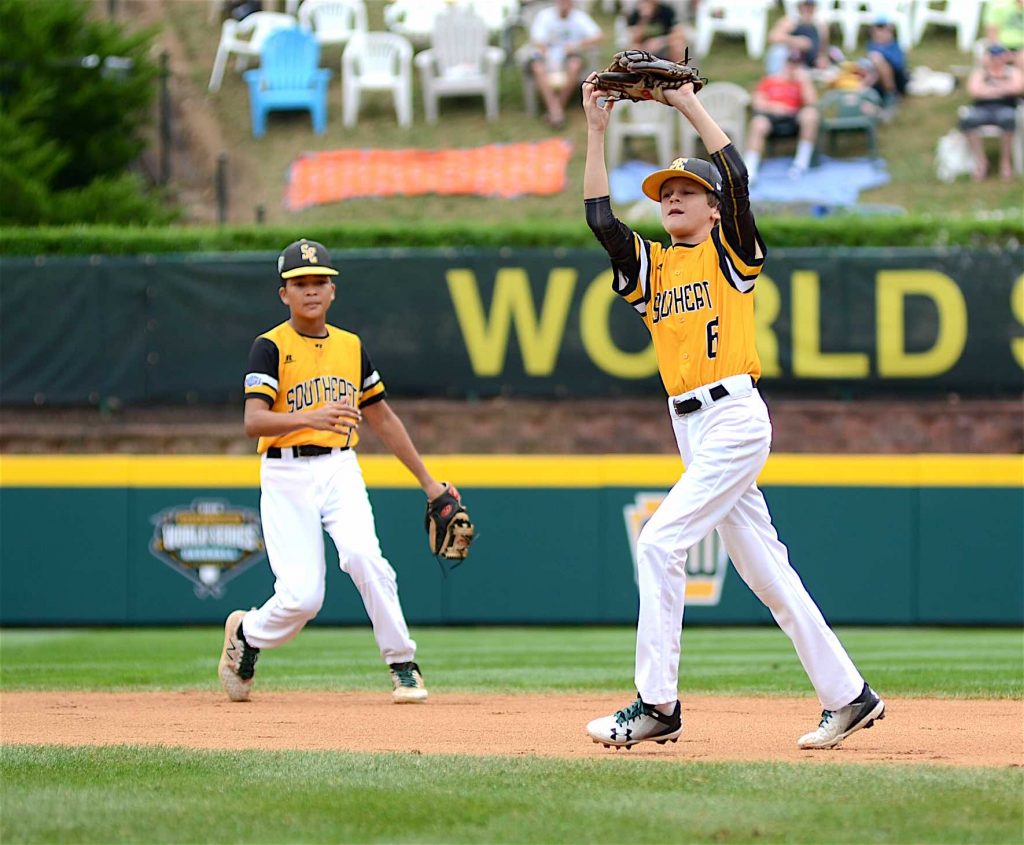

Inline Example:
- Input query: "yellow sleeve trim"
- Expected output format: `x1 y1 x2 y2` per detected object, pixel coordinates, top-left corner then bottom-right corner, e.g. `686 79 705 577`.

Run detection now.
718 231 763 277
360 382 386 405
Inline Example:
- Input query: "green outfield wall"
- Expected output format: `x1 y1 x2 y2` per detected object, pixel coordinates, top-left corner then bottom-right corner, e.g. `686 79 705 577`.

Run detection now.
1 455 1020 626
1 248 1022 404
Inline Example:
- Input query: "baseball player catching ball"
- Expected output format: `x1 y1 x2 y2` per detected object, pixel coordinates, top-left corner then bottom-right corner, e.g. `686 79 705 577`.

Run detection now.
218 239 452 704
581 76 885 750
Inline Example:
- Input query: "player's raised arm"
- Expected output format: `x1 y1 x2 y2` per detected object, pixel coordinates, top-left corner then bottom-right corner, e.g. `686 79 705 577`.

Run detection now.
582 76 642 284
664 84 763 262
582 75 613 199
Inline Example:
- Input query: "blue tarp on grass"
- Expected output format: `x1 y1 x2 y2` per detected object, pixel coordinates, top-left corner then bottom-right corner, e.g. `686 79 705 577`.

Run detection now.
610 156 890 209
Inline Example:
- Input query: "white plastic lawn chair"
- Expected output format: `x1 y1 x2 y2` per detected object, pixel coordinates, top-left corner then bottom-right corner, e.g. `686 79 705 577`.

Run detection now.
464 0 520 37
694 0 772 59
341 33 413 128
606 99 676 169
297 0 368 49
910 0 983 52
414 5 505 124
209 11 297 92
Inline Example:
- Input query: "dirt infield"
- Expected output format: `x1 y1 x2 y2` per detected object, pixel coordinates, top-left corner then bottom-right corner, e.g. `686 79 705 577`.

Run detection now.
2 692 1021 767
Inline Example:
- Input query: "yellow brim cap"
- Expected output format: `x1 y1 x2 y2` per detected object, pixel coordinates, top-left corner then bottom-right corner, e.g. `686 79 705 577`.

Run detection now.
280 266 339 279
641 157 723 202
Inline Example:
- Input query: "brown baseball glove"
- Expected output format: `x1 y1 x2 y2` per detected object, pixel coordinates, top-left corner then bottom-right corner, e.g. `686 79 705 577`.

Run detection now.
593 49 706 104
425 483 475 567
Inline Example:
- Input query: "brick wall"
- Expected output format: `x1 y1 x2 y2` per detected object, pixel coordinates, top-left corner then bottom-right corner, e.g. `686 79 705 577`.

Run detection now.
2 397 1020 454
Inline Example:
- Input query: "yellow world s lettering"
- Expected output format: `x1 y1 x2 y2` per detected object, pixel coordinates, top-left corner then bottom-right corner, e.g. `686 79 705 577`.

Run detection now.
877 270 967 377
446 268 576 376
1011 273 1024 370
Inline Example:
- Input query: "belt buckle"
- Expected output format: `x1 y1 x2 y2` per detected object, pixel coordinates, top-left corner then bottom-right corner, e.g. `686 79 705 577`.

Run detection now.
674 397 702 416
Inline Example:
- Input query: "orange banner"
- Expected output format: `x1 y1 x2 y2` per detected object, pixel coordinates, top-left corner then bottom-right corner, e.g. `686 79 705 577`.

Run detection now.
286 139 573 209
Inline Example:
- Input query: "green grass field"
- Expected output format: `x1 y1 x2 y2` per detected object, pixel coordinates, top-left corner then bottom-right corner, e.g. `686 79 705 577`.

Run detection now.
2 626 1022 844
2 626 1022 697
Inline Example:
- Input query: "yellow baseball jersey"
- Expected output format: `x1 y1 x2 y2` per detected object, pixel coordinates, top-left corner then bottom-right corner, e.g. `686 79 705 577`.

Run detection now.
243 321 386 454
588 145 767 396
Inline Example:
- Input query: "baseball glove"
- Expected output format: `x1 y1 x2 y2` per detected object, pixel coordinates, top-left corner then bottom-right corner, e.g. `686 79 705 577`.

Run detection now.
425 483 475 566
593 49 706 104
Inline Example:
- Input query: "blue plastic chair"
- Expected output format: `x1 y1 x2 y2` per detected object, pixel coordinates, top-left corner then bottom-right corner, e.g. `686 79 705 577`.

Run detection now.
244 28 331 138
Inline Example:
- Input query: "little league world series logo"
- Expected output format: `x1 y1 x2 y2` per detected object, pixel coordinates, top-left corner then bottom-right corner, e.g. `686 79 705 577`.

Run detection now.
149 499 265 599
623 493 729 605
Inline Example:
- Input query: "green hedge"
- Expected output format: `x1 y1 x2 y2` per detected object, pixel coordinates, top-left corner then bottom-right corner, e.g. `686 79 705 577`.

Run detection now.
1 217 1021 255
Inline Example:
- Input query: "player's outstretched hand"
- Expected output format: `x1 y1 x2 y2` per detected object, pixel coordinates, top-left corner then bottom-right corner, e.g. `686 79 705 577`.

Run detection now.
582 74 614 132
304 402 361 433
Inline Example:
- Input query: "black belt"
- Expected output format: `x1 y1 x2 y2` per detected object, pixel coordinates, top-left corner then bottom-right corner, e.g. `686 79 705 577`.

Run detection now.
673 376 755 417
266 445 349 458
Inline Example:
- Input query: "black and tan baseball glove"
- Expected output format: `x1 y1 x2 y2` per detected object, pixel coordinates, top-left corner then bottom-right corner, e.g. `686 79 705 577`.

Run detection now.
425 483 475 567
594 49 707 104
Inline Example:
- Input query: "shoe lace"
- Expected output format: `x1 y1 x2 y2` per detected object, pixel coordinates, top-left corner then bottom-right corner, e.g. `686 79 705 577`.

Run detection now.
392 663 419 688
614 698 648 726
238 642 259 681
817 709 835 730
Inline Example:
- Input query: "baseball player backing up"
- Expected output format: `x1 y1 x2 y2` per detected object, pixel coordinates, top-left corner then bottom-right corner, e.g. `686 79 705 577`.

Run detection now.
218 239 448 704
580 78 885 750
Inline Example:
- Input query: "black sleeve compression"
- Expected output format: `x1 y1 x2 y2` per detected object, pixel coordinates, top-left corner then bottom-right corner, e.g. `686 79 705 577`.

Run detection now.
709 144 763 263
585 196 639 279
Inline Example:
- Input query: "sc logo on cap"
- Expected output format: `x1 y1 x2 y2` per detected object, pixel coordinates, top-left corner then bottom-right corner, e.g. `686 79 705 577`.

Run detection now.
300 243 319 263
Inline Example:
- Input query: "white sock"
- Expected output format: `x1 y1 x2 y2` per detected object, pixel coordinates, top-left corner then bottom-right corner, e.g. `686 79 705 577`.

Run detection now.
793 140 814 171
745 150 761 180
654 701 677 716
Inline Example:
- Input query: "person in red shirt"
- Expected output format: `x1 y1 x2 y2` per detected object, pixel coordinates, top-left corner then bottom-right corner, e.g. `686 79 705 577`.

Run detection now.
744 48 819 182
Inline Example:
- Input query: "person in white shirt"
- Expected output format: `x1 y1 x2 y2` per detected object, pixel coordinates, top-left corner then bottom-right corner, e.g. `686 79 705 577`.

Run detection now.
526 0 604 127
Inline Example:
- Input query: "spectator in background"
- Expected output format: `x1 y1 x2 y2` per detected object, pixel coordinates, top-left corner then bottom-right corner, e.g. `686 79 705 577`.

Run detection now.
744 48 819 182
865 17 908 109
958 44 1024 181
765 0 830 75
626 0 686 62
526 0 604 128
984 0 1024 69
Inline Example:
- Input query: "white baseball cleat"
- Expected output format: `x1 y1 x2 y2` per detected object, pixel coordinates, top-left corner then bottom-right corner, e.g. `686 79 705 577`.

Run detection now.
389 661 428 703
798 683 885 749
218 609 259 702
587 697 682 749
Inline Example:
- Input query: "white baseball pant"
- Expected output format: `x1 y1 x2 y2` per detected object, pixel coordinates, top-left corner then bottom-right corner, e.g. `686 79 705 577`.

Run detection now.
635 379 864 711
242 448 417 665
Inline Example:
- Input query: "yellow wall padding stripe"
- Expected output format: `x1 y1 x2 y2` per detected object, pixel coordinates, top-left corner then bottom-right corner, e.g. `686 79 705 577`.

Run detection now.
0 454 1021 489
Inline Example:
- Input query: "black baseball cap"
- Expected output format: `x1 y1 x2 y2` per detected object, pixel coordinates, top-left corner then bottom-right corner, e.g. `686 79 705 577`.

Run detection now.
642 157 723 201
277 239 339 280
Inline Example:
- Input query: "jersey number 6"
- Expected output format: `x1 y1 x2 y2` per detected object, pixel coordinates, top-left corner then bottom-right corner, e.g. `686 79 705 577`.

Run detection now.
706 317 719 359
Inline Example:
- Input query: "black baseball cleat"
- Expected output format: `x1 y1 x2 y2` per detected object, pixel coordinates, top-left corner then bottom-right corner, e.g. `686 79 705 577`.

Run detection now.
586 696 683 748
798 682 886 749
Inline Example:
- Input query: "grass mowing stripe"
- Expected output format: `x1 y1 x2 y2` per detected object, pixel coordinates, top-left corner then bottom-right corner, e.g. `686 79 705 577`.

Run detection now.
2 746 1021 845
1 627 1021 698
